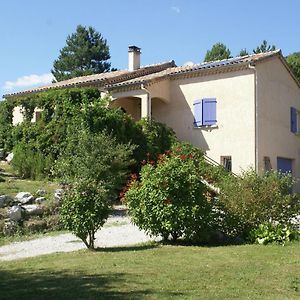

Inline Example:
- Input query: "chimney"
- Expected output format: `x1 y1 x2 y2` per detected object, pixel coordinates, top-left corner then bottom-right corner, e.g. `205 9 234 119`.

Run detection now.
128 46 141 71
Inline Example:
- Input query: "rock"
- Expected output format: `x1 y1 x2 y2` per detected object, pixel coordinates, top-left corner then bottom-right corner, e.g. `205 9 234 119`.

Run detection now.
6 152 13 163
15 192 34 204
23 219 47 233
35 197 46 204
23 204 44 216
54 189 64 201
3 220 18 236
36 189 46 196
8 205 23 221
291 215 300 230
0 195 7 208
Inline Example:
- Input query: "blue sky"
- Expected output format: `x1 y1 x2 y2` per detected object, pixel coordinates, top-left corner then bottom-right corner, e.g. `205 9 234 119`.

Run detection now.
1 0 300 99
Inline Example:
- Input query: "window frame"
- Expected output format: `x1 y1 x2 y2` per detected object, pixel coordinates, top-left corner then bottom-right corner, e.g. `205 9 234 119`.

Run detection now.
193 98 217 128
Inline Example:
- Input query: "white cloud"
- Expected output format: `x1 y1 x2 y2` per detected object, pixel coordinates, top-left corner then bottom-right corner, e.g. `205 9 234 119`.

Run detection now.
183 61 195 67
171 6 180 13
3 73 54 91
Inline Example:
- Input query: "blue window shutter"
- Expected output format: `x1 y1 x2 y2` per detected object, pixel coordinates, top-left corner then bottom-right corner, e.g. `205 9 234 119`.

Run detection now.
193 100 203 127
291 107 297 133
203 98 217 125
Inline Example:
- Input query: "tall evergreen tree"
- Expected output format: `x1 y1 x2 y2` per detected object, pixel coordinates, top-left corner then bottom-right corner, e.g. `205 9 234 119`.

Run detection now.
239 48 249 56
52 25 111 82
204 43 232 62
253 40 276 54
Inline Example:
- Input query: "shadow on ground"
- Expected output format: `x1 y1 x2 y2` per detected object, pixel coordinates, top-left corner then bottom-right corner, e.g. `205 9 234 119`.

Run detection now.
95 242 159 253
0 268 183 300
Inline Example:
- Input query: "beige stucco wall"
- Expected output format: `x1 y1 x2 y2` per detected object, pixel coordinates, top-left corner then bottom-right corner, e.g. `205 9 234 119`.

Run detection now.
109 97 141 121
151 70 256 174
12 106 24 125
12 106 43 125
256 57 300 186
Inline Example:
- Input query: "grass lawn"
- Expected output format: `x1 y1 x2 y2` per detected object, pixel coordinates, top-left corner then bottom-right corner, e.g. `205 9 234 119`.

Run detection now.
0 161 58 197
0 242 299 300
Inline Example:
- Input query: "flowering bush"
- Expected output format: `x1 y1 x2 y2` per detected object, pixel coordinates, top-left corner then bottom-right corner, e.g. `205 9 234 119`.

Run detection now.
124 144 218 242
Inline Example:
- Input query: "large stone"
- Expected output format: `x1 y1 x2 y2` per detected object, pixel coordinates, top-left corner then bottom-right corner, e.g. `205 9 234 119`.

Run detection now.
6 152 13 163
35 197 46 204
0 195 7 208
15 192 34 204
8 205 23 221
23 204 44 216
54 189 64 201
3 220 18 236
36 189 46 196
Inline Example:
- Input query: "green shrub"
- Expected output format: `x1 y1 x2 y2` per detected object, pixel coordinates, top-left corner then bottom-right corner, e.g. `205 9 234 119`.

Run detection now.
125 145 217 242
56 131 134 249
12 142 53 180
137 119 177 161
249 223 300 245
218 169 300 237
61 179 110 249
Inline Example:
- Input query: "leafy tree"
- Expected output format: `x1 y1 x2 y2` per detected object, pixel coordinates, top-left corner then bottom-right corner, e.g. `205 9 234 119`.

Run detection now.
125 143 218 242
52 25 111 82
57 131 134 249
253 40 276 54
204 43 232 62
61 179 110 249
286 52 300 82
239 48 249 56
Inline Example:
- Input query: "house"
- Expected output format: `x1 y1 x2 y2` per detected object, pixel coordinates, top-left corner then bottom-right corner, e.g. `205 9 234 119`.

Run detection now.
5 46 300 189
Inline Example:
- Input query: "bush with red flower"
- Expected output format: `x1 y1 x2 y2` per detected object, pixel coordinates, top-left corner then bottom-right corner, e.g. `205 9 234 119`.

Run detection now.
124 142 218 242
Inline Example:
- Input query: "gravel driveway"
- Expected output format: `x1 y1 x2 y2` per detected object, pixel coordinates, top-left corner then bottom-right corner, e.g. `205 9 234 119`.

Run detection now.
0 215 158 261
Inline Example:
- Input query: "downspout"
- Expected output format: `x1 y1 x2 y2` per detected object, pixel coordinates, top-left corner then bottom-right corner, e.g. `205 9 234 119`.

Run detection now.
141 83 151 121
249 64 258 172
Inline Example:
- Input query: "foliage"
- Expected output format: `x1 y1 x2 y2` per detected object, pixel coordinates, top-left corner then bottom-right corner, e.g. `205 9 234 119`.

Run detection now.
125 144 217 242
80 98 148 166
11 142 52 180
204 42 232 62
218 169 300 237
249 223 299 246
253 40 276 54
60 179 110 249
55 130 134 200
286 52 300 83
239 48 249 56
51 25 112 82
0 100 14 152
137 118 177 161
4 88 177 179
56 131 133 249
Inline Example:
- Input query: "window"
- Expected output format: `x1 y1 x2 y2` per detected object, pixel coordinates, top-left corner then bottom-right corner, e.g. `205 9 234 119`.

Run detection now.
193 98 217 127
291 106 298 133
277 157 293 174
221 156 232 172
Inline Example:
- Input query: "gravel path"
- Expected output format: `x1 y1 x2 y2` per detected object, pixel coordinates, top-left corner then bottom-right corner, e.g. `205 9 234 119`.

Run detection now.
0 216 158 261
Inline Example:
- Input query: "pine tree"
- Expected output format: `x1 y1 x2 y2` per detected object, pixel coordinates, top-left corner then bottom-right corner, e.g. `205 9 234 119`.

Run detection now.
52 25 111 82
